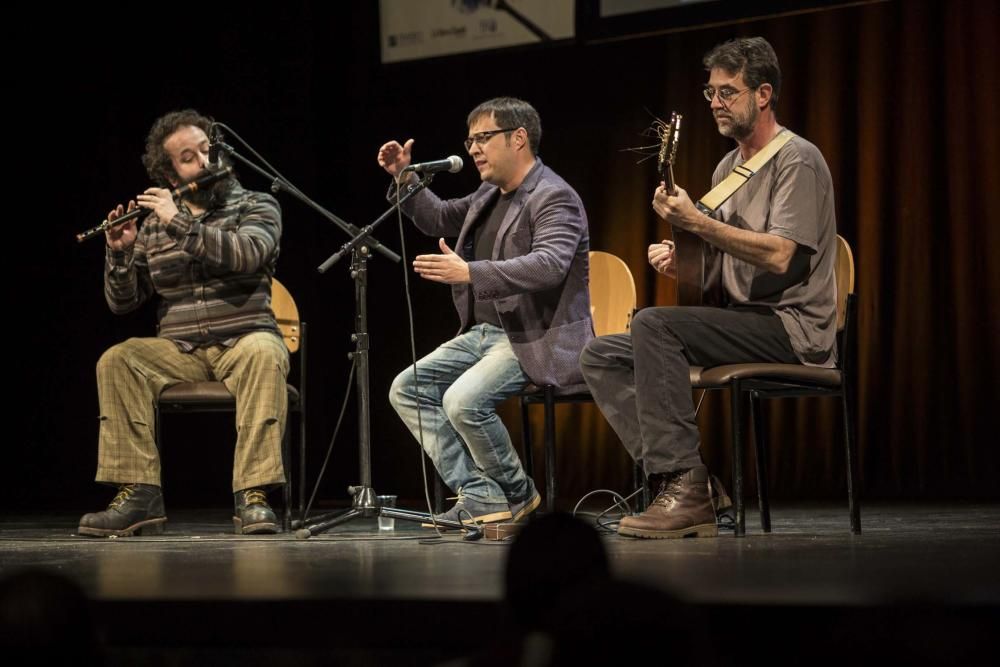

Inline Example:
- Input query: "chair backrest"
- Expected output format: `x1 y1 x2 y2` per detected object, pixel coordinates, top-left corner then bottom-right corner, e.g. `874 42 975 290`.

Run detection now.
589 251 637 337
835 235 855 332
270 278 301 353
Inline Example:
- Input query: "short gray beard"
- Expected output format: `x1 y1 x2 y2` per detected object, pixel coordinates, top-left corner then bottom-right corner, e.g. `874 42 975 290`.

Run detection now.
718 100 759 141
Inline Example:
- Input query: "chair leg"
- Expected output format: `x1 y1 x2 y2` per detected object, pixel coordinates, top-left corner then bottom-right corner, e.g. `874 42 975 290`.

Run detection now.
520 397 535 479
843 387 861 534
154 402 163 487
434 467 447 514
298 322 308 519
282 421 291 532
543 385 556 513
298 405 306 521
749 391 771 533
730 380 746 537
633 463 647 512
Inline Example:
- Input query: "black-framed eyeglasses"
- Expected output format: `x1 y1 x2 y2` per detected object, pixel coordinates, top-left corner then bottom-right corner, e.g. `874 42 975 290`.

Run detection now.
464 127 518 151
702 85 754 105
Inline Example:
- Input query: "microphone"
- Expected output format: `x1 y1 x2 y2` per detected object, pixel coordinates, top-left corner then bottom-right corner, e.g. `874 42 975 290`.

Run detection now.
171 166 234 199
402 155 464 174
208 124 222 168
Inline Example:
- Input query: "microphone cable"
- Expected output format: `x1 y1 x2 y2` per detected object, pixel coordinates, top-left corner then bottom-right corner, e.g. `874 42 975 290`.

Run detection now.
394 173 452 540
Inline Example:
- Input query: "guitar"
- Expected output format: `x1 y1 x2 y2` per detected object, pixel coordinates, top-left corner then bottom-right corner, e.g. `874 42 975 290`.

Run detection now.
656 112 721 307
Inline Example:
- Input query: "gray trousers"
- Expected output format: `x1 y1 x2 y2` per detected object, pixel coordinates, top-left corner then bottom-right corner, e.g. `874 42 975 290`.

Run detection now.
580 306 797 476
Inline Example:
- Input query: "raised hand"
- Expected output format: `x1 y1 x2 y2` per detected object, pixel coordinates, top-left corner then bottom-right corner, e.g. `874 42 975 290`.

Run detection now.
136 187 179 225
105 201 139 251
652 182 700 230
377 138 415 179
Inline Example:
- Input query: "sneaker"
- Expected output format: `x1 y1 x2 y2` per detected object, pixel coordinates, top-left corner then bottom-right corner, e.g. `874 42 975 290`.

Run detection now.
618 466 718 539
233 488 278 535
510 489 542 523
78 483 167 537
422 488 512 529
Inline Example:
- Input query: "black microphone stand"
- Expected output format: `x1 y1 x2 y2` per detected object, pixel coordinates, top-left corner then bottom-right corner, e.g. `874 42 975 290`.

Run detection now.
216 127 480 539
295 174 483 540
213 136 400 521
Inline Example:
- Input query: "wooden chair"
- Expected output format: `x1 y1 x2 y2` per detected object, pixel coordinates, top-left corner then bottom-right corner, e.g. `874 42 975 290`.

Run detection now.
154 278 307 531
695 235 859 536
519 251 638 512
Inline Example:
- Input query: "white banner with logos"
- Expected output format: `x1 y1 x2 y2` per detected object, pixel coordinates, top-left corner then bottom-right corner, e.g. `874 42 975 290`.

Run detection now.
380 0 575 64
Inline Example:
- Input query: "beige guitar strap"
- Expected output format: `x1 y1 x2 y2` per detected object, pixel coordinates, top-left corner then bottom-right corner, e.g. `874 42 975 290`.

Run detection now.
696 129 795 214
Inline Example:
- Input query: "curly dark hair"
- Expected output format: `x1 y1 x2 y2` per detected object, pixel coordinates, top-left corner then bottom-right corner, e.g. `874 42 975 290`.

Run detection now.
467 97 542 155
141 109 213 186
703 37 782 111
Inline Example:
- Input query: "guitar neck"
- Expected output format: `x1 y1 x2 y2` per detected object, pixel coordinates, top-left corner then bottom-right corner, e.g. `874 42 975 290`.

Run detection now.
661 163 677 196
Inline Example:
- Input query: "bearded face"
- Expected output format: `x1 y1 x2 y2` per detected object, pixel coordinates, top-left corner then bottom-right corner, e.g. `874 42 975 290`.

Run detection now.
714 94 759 141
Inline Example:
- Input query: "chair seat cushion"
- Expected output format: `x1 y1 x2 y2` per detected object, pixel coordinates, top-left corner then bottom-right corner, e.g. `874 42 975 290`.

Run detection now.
158 382 301 407
520 382 591 398
522 370 711 398
699 363 842 387
160 382 233 404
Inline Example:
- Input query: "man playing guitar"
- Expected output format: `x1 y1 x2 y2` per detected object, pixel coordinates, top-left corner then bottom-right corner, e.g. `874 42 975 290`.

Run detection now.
581 36 839 539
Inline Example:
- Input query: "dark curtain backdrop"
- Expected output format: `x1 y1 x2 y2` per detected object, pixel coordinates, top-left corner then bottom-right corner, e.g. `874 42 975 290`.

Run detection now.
7 0 997 511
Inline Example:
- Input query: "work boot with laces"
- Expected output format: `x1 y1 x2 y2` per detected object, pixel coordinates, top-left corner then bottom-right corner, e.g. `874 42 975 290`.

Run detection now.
78 483 167 537
233 488 278 535
618 465 718 539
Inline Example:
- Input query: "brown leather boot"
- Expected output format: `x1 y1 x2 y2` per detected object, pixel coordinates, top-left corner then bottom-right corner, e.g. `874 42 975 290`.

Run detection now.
618 465 718 539
78 483 167 537
233 488 278 535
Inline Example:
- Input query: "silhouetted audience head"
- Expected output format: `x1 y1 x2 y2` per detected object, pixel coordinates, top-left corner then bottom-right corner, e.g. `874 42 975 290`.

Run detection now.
505 512 611 632
500 513 704 666
0 569 102 664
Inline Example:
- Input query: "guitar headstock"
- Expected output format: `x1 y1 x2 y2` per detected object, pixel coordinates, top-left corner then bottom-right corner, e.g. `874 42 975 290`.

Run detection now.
657 112 682 193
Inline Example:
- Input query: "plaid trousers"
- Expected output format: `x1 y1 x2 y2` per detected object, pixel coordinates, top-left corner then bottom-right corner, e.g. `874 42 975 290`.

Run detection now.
95 332 289 492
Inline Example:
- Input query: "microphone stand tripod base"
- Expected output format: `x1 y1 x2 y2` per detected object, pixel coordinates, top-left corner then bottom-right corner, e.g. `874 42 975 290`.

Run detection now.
294 485 378 539
294 491 484 540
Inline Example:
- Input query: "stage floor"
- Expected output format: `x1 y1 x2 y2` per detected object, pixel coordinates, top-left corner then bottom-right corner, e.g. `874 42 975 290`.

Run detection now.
2 502 998 664
2 502 998 606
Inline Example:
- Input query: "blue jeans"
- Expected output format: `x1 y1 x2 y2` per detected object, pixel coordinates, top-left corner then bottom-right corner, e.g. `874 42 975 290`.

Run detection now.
389 324 536 505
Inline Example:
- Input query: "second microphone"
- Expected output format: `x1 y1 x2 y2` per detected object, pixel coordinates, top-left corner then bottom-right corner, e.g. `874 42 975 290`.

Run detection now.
402 156 464 174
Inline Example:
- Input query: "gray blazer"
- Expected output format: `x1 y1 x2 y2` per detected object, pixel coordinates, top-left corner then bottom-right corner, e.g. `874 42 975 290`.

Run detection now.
398 158 593 388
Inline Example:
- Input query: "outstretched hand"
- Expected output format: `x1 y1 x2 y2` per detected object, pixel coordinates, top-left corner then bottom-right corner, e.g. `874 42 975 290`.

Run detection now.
413 238 471 284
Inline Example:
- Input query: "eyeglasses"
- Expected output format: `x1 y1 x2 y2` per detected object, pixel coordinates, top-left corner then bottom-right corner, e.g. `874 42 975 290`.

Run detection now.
702 85 754 105
464 127 518 151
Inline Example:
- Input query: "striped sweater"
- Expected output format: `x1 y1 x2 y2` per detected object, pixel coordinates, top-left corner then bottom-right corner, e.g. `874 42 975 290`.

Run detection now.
105 183 282 351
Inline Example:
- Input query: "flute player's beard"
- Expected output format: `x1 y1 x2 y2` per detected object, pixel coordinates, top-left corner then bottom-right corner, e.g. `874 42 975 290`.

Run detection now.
179 168 234 210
